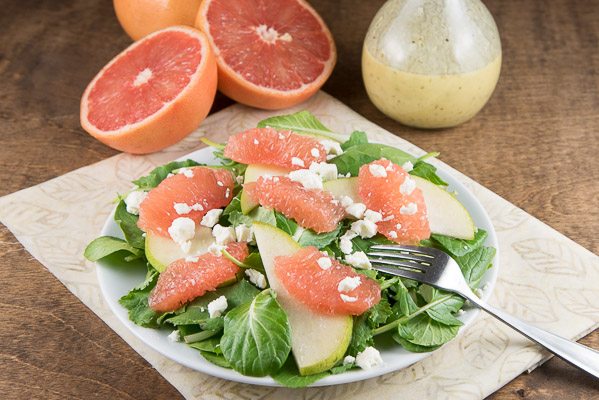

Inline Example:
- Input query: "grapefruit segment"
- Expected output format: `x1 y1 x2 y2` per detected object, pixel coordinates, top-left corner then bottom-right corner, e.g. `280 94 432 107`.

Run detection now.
148 242 249 312
195 0 336 109
275 247 381 315
138 166 234 236
359 159 431 244
80 26 217 154
224 127 326 170
244 176 345 233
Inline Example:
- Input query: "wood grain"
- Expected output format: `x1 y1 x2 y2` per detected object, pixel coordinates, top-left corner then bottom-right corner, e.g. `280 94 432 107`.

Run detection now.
0 0 597 399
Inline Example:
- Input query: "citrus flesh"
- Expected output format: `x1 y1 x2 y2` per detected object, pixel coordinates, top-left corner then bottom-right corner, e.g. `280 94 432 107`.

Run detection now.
148 242 248 312
80 26 217 154
244 176 345 233
224 127 326 170
359 159 431 244
137 167 234 237
196 0 336 109
275 247 381 315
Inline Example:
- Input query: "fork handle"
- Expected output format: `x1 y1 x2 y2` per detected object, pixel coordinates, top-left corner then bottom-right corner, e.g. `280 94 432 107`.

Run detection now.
465 295 599 379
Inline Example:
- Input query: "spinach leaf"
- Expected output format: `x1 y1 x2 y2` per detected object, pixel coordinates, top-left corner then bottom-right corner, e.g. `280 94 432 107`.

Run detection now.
396 313 459 347
222 192 242 216
348 315 373 356
221 290 291 376
84 236 142 262
419 285 464 326
431 229 488 257
410 161 448 186
351 235 394 253
200 317 225 332
455 246 496 288
298 224 342 248
114 200 145 249
200 351 231 368
132 160 202 190
227 206 276 227
189 337 222 354
257 110 347 142
119 270 161 327
274 212 297 235
391 279 419 318
271 357 329 388
330 143 416 176
243 252 265 273
392 333 441 353
341 130 368 150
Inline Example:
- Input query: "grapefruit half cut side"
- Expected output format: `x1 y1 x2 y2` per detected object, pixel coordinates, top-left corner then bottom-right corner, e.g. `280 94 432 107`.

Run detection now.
196 0 336 109
80 26 217 154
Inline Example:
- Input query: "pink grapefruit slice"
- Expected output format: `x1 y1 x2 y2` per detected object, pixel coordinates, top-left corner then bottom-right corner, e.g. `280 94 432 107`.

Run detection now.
148 242 249 312
195 0 336 109
80 26 217 154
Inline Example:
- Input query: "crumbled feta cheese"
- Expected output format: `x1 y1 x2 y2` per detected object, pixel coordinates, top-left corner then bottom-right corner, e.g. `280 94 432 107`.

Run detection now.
288 169 323 190
291 157 305 167
385 163 394 171
388 231 398 239
400 177 417 195
216 180 224 187
207 242 226 256
400 202 418 215
245 269 267 289
225 188 231 198
364 209 383 223
344 251 372 269
345 203 366 219
178 168 194 178
167 217 195 252
310 148 320 157
457 309 465 316
167 330 181 342
124 191 147 215
340 238 354 255
236 175 244 184
340 294 358 303
369 164 387 178
185 256 199 262
350 219 378 238
383 214 395 221
308 162 338 181
396 223 403 230
355 346 383 370
212 224 236 245
235 224 253 242
401 161 414 172
201 208 223 227
343 355 356 365
207 296 228 318
317 257 332 270
320 139 343 156
174 202 192 215
253 138 260 145
337 276 361 293
339 195 354 208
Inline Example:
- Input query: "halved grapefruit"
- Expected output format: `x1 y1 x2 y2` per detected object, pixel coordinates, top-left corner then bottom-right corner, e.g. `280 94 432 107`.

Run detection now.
148 242 249 312
80 26 217 154
195 0 336 109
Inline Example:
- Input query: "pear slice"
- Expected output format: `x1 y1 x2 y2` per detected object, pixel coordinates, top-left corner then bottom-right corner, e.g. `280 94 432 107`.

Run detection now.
253 222 352 375
240 164 291 214
323 176 475 240
145 226 214 272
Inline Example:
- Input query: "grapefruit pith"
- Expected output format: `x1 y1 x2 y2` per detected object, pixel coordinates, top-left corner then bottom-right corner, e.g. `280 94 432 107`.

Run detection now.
80 26 217 154
224 127 326 169
195 0 336 109
359 159 431 244
275 247 380 315
148 242 249 312
138 167 234 236
245 176 345 233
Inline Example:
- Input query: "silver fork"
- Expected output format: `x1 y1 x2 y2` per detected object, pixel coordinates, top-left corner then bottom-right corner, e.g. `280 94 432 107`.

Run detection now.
367 244 599 378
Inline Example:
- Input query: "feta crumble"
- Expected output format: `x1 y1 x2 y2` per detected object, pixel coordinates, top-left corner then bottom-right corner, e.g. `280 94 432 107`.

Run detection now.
291 157 305 167
216 180 224 187
207 296 228 318
245 269 267 289
337 276 361 293
167 217 195 252
340 238 354 255
310 148 320 157
212 224 236 245
345 202 366 219
400 202 418 215
399 177 416 195
124 191 147 215
401 161 414 172
235 224 253 242
340 294 358 303
317 257 332 270
320 139 343 156
350 219 377 238
308 162 338 181
368 164 387 178
167 330 181 342
201 208 223 227
343 355 356 365
344 251 372 269
288 169 323 190
355 346 383 370
340 195 354 208
396 223 403 230
207 242 226 256
364 209 383 223
236 175 244 184
388 231 398 239
174 202 192 215
178 168 194 178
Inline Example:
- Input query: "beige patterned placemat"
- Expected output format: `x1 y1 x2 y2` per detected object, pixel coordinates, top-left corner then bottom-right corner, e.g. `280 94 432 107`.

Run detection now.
1 92 598 399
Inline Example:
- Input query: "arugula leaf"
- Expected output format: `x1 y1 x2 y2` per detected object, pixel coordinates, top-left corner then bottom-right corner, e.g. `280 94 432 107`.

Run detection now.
367 298 393 327
392 333 441 353
397 313 459 347
348 315 373 356
221 290 291 376
330 144 416 176
132 160 202 190
119 270 161 327
391 279 419 318
419 285 464 326
271 357 329 388
274 212 297 235
227 206 276 227
207 143 248 177
297 224 342 248
222 192 242 216
341 130 368 150
431 229 488 257
200 351 231 368
351 235 394 253
410 161 448 186
257 110 347 142
243 252 266 273
455 246 496 288
114 200 145 249
84 236 142 262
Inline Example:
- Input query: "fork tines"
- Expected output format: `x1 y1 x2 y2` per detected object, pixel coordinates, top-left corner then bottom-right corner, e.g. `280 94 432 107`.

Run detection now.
366 244 441 279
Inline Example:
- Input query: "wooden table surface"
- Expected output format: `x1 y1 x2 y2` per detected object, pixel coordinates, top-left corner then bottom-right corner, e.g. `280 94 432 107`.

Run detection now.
1 0 598 398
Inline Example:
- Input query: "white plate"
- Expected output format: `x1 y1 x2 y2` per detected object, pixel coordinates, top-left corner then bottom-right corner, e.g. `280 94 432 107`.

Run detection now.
96 146 499 387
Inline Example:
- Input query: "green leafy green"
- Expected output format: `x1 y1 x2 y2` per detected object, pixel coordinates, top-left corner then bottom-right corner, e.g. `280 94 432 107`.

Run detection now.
274 212 298 235
132 160 202 190
188 337 222 354
257 110 347 142
348 315 373 356
227 206 276 228
243 252 266 273
271 357 329 388
200 351 231 368
350 235 394 253
391 333 441 353
330 143 417 176
200 317 225 332
419 285 464 326
297 224 342 248
119 270 161 327
341 130 368 150
367 298 393 327
431 229 488 257
221 290 291 376
114 200 145 249
455 246 496 288
410 161 448 186
396 313 459 347
84 236 142 262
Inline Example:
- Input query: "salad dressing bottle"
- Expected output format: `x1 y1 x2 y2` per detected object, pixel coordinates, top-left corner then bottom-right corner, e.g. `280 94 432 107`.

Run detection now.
362 0 502 129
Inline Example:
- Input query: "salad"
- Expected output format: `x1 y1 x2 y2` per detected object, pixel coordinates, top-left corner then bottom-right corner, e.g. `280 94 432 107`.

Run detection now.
85 111 496 387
